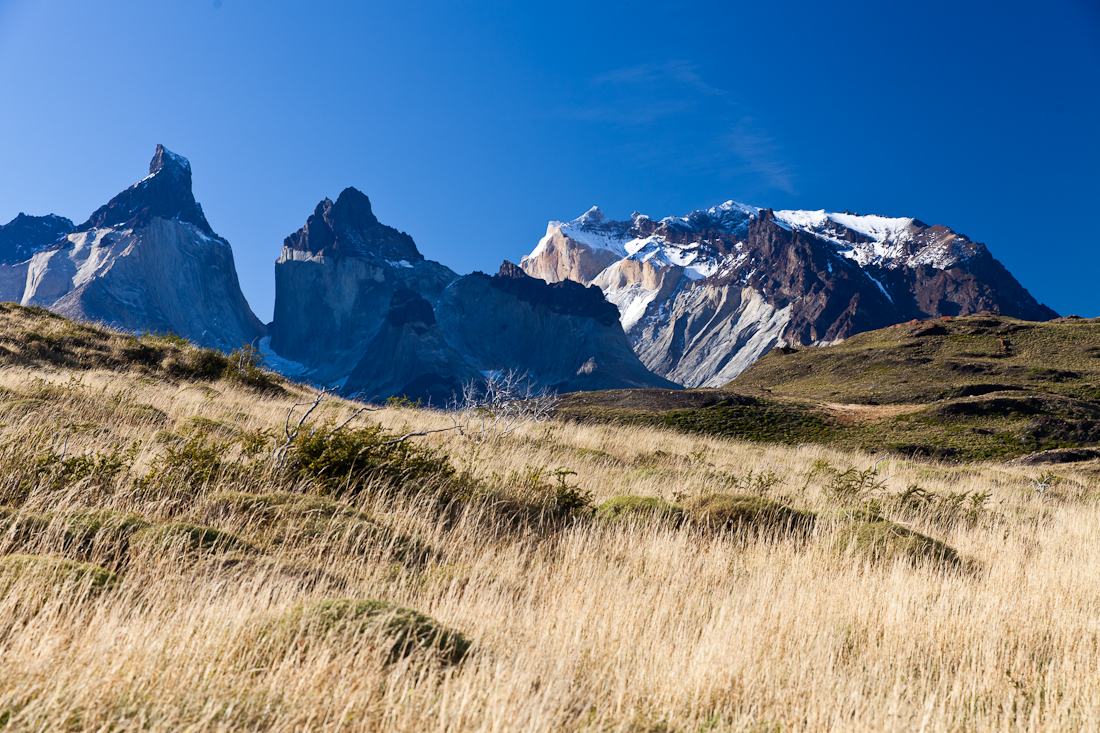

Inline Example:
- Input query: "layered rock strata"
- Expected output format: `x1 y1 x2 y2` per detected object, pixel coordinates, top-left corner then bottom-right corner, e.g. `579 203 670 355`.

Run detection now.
521 203 1056 387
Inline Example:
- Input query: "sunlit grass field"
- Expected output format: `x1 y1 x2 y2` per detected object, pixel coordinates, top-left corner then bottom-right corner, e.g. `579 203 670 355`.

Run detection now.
0 306 1098 731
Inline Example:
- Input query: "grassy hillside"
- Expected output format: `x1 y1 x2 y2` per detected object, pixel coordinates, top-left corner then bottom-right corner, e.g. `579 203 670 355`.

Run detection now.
559 314 1100 461
0 305 1098 731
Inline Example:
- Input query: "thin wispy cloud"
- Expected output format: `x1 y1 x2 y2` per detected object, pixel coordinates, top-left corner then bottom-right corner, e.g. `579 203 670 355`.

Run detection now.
558 60 797 195
724 123 797 195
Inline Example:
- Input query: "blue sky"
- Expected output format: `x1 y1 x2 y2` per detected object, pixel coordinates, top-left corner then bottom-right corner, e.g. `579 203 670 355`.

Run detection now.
0 0 1097 321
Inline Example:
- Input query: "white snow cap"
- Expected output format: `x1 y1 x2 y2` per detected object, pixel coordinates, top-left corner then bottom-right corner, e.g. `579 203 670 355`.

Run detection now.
527 200 968 274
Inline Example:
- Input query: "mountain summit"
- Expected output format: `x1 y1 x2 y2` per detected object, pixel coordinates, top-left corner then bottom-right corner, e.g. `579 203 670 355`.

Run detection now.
78 144 215 236
521 202 1057 387
283 187 422 261
0 146 263 352
267 193 678 398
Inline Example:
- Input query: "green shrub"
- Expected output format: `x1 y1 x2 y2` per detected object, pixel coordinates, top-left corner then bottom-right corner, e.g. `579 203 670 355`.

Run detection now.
0 554 118 597
222 345 280 392
35 445 130 494
827 518 960 568
684 493 815 535
887 484 992 528
595 496 684 527
272 599 471 664
163 347 229 381
136 429 230 497
550 468 593 516
129 522 246 555
825 466 887 501
292 424 455 497
46 510 150 561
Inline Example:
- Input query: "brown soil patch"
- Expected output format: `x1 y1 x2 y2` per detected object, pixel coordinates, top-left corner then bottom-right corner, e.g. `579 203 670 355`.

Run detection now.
820 403 924 426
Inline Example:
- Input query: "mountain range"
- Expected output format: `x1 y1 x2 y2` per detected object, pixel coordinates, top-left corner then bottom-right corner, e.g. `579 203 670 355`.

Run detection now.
0 146 1058 400
520 203 1056 387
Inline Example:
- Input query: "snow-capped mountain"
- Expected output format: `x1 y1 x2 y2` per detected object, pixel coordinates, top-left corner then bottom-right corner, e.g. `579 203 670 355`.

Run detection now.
521 203 1057 387
0 146 264 352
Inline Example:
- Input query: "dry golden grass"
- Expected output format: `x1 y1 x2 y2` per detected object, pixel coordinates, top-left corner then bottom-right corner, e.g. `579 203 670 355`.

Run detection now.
0 358 1098 732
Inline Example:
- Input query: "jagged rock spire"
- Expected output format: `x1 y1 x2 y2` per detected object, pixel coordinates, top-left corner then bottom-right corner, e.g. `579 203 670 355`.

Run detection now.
76 145 214 236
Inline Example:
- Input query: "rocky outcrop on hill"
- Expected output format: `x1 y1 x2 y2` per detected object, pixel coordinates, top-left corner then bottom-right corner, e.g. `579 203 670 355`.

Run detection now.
435 263 681 393
342 288 484 405
521 203 1056 387
0 146 264 352
269 188 459 383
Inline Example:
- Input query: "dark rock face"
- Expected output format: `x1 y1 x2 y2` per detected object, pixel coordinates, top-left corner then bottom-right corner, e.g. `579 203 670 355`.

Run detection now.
269 189 458 381
0 213 74 265
77 145 216 236
491 261 620 326
435 263 681 393
268 190 679 396
521 202 1058 387
343 289 483 405
2 146 264 352
282 187 421 261
739 210 1057 343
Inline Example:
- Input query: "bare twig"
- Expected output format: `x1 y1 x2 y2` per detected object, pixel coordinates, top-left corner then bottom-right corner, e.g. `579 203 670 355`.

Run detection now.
333 404 383 433
274 388 331 463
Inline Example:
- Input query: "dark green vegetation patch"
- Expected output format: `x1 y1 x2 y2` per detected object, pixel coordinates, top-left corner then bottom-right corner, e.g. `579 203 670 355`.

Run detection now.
594 496 684 527
271 598 471 665
684 493 815 535
0 303 283 390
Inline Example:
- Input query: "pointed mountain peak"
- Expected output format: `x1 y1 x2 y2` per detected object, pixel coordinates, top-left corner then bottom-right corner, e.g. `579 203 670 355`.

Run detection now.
149 144 191 177
282 188 420 261
578 206 605 223
332 187 379 229
76 145 214 236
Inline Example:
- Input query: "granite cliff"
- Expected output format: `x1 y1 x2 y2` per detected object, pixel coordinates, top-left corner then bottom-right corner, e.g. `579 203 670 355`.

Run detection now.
0 146 264 352
268 194 679 399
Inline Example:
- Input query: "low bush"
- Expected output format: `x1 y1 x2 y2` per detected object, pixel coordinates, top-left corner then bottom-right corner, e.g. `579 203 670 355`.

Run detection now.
129 522 247 556
684 493 815 535
162 347 228 382
135 429 231 499
269 599 471 665
826 517 960 568
292 424 456 498
222 345 281 393
0 554 118 597
595 496 684 527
